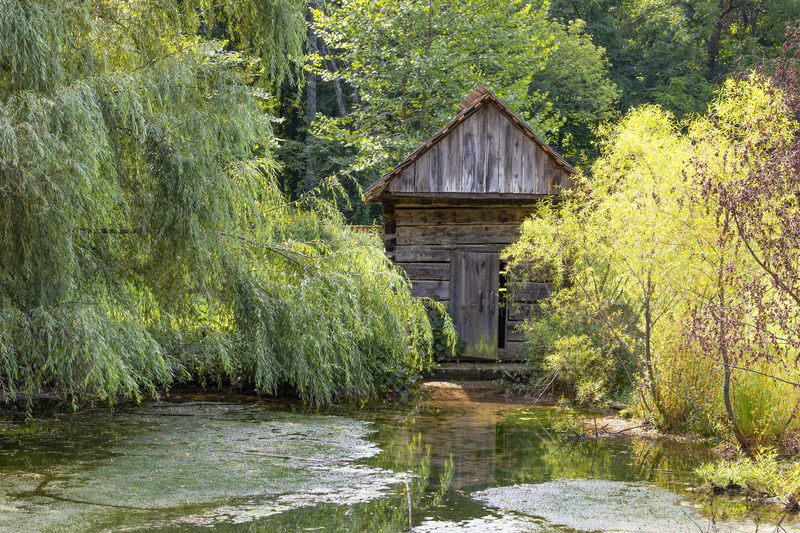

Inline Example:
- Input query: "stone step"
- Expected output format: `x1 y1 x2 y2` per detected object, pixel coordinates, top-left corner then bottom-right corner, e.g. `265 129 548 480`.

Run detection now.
429 362 533 381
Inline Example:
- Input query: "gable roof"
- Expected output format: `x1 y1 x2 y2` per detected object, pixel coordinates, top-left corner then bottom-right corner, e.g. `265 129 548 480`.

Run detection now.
363 85 576 203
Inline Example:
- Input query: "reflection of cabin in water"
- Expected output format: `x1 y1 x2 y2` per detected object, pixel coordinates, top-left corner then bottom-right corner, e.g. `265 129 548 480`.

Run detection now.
364 86 576 361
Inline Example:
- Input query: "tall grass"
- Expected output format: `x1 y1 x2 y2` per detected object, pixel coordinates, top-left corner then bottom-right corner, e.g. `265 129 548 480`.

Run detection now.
649 319 724 435
733 363 800 449
648 315 800 447
696 449 800 509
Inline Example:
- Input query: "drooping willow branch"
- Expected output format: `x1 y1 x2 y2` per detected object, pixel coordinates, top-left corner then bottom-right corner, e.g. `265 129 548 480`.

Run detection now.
79 227 144 234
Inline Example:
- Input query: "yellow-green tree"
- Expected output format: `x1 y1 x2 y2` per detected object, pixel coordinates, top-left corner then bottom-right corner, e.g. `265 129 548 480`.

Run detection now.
507 67 800 448
506 106 698 409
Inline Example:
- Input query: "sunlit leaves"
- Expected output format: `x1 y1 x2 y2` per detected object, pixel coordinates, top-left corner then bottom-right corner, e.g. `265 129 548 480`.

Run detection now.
0 0 434 408
528 19 620 159
312 0 558 176
507 67 800 443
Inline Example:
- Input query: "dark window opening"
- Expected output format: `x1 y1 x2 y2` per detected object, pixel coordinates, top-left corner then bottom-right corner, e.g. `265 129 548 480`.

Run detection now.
498 261 508 349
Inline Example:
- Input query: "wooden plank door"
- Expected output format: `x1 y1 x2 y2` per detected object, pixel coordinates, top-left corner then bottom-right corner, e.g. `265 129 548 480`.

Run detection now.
450 251 499 360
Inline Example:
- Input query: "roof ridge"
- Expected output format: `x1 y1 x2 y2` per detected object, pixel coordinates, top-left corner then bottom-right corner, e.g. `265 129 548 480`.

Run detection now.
457 85 490 111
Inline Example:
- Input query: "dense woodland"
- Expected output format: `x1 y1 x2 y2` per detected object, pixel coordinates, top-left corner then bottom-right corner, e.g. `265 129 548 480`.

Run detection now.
280 0 800 223
1 0 800 492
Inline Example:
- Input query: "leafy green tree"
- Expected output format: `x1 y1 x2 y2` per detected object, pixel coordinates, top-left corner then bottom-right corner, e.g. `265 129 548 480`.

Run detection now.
279 1 621 215
684 49 800 451
508 72 800 447
528 19 620 164
506 107 697 412
0 0 439 410
546 0 800 119
310 0 559 185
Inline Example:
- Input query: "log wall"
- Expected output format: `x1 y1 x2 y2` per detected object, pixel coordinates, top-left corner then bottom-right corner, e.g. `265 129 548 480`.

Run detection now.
384 199 554 360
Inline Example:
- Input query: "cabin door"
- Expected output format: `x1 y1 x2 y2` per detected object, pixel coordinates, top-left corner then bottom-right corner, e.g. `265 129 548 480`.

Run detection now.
450 252 499 360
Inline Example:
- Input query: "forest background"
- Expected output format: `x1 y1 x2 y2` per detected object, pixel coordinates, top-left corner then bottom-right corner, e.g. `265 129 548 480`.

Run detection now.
285 0 800 469
2 0 800 487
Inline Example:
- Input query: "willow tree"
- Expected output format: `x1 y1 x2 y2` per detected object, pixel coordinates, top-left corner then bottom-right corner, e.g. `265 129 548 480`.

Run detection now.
0 0 437 410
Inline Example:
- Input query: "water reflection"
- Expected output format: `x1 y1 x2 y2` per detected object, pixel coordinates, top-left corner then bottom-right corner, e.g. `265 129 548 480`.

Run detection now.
366 399 709 494
359 395 797 531
0 391 796 532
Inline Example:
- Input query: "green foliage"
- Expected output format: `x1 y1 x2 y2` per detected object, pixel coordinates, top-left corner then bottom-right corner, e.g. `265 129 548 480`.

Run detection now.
507 78 800 445
548 335 611 404
0 306 171 412
646 320 724 435
517 281 637 403
426 304 465 362
696 450 800 509
0 0 441 410
506 108 694 407
732 364 800 449
528 19 620 161
547 0 800 120
221 221 436 404
311 0 560 180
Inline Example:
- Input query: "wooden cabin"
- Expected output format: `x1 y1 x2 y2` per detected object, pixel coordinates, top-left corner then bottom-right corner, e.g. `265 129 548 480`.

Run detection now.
364 86 576 361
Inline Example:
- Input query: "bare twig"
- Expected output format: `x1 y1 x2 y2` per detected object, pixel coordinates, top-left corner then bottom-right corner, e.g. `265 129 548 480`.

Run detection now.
701 354 800 387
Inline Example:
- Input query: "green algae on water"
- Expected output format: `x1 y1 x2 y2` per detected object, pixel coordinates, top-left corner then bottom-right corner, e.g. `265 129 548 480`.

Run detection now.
0 402 401 533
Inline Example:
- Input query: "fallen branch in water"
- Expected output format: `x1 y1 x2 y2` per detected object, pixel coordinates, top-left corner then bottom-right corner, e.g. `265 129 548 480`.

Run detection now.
224 449 349 465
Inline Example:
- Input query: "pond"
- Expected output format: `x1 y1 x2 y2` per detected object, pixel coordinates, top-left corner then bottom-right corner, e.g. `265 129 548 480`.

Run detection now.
0 384 796 533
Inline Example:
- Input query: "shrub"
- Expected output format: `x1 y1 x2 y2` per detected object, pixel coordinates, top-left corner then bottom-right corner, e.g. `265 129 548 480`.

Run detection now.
696 449 800 510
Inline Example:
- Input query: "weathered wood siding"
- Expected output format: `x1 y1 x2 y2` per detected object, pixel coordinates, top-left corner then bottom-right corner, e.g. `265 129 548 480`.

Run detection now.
384 103 571 197
378 99 571 361
391 203 522 303
387 200 553 360
450 252 500 360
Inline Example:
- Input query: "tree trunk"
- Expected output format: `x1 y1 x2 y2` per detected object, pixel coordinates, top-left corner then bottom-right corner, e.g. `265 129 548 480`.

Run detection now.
706 0 735 82
643 271 664 421
321 40 347 117
305 5 318 192
722 341 750 453
717 226 751 454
